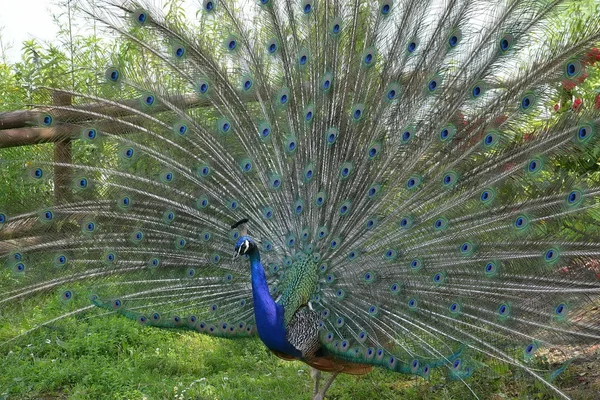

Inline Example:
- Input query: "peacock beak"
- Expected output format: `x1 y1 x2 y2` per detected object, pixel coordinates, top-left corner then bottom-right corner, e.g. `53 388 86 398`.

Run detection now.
233 239 249 259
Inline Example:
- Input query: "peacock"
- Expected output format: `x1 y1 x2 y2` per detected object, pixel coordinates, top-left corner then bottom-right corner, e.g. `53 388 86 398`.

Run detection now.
1 0 600 398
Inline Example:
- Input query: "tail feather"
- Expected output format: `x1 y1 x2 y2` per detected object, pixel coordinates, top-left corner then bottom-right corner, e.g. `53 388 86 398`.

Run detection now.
1 0 600 397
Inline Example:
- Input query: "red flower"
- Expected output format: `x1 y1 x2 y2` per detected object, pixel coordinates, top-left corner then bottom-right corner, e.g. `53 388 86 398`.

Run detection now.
502 162 515 172
585 47 600 64
562 80 576 91
575 71 588 84
454 111 467 128
559 267 569 274
494 114 508 126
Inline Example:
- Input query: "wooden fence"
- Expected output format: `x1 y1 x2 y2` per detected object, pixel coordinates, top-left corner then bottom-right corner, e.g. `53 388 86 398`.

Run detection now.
0 90 253 203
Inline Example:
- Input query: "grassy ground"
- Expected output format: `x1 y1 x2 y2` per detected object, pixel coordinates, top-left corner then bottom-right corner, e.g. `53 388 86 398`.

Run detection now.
1 313 598 400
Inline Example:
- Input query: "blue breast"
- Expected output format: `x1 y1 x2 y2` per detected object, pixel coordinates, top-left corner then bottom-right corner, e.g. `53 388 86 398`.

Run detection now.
255 302 302 358
248 248 302 358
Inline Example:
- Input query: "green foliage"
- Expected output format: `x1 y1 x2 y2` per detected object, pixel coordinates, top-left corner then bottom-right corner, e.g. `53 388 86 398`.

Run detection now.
0 286 594 400
1 312 596 400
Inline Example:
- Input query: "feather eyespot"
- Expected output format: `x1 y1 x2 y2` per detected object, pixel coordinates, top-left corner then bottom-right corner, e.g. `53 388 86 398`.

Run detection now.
380 0 392 15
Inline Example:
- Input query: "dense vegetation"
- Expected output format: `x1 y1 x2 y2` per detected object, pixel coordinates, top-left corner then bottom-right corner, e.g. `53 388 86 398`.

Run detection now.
1 309 599 400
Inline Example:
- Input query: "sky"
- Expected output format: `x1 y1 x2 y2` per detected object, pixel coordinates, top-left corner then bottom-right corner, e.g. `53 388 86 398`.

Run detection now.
0 0 199 63
0 0 63 63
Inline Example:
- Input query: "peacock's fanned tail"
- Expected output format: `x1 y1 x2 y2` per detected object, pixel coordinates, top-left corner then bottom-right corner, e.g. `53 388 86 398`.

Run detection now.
1 0 600 397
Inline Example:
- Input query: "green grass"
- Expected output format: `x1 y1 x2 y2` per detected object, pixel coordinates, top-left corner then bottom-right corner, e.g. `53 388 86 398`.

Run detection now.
1 312 598 400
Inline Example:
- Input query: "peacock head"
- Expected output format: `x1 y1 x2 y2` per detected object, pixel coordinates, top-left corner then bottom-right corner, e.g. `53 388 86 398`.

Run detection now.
234 236 258 258
232 218 257 258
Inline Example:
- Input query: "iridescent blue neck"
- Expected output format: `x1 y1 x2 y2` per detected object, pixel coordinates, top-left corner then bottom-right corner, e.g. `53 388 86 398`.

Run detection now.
248 249 301 357
249 250 276 325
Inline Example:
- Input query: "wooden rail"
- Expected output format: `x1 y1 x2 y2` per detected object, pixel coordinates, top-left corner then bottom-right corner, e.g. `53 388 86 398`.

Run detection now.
0 92 255 148
0 90 252 237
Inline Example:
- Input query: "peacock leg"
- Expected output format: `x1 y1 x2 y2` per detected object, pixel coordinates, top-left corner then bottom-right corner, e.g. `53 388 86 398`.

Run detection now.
313 371 339 400
310 367 321 397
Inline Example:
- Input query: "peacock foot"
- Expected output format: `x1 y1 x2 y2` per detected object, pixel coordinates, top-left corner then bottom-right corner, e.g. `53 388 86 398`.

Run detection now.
311 371 339 400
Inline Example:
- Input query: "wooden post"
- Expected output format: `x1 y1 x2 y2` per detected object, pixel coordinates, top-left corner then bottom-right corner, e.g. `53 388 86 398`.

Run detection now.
53 92 73 204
